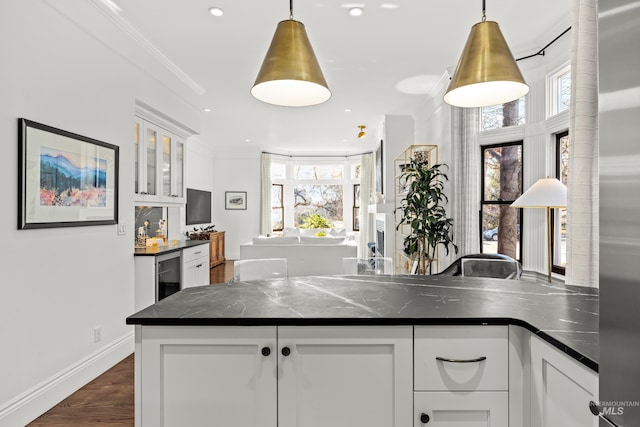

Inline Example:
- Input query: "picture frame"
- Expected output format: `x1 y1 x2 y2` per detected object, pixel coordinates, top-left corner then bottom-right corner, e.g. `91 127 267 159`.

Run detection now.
18 118 119 229
225 191 247 210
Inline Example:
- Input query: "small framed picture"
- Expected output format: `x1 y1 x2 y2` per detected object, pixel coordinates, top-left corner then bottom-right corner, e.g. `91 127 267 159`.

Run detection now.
225 191 247 210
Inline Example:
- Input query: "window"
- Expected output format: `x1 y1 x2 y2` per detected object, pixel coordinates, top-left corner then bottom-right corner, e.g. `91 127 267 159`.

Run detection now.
548 63 571 117
270 159 360 232
271 184 284 232
552 131 569 274
481 142 523 261
481 97 526 132
353 184 360 231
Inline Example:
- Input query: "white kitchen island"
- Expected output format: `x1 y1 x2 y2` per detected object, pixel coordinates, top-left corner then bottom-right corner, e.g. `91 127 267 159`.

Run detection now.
127 274 599 427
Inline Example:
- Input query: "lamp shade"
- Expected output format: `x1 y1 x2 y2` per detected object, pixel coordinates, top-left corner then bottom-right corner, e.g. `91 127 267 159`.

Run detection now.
511 177 567 208
444 20 529 108
251 19 331 107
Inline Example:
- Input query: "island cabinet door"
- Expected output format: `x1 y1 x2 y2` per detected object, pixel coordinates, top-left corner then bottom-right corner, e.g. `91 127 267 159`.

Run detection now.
139 325 277 427
277 325 413 427
529 335 598 427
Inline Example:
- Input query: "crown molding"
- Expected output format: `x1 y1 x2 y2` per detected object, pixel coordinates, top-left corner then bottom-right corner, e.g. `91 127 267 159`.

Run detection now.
88 0 205 97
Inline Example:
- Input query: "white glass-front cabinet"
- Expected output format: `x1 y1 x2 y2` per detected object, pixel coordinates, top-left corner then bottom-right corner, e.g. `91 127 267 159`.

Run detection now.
135 117 186 204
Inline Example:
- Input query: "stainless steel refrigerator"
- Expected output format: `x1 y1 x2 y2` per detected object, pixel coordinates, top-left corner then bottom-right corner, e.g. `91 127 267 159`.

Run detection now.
599 0 640 425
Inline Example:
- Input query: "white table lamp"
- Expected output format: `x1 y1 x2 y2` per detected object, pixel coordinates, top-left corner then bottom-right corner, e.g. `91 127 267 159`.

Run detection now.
511 177 567 282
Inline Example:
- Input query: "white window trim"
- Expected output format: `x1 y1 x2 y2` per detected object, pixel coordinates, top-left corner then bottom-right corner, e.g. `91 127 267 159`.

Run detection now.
271 157 362 231
546 61 571 119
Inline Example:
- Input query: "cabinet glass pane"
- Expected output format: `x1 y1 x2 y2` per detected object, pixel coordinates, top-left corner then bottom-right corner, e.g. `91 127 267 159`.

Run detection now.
175 141 184 198
146 128 157 195
162 135 172 197
135 122 140 193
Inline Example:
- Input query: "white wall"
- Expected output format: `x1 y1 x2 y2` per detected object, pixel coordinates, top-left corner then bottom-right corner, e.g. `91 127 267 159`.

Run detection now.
211 146 262 260
0 1 201 424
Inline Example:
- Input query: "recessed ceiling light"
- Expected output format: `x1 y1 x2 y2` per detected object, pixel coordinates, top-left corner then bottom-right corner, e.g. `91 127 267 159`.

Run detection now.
208 7 224 17
348 7 363 16
380 3 400 9
344 108 352 112
202 108 211 112
244 139 251 142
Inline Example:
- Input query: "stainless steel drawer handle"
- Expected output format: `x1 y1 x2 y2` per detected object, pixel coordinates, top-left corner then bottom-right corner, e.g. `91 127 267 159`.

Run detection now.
194 251 201 255
435 356 487 363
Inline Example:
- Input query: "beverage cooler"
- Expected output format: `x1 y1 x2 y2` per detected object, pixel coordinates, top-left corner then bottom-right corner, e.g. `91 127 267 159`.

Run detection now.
156 251 182 301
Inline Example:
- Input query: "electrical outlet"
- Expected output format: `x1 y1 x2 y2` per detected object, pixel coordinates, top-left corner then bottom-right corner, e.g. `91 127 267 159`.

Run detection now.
117 222 127 235
94 326 102 343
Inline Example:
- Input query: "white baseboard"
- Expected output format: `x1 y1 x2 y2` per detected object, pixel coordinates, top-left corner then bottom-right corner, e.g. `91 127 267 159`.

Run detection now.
0 332 134 427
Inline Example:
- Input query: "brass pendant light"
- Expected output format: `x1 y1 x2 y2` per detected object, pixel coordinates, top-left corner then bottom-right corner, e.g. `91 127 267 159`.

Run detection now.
444 0 528 108
251 0 331 107
357 125 366 139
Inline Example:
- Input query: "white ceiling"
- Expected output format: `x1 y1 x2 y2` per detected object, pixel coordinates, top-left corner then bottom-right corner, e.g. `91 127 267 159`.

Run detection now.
112 0 570 154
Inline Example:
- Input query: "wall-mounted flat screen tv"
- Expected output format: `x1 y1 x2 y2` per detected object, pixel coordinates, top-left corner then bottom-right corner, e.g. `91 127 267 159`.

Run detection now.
186 188 212 225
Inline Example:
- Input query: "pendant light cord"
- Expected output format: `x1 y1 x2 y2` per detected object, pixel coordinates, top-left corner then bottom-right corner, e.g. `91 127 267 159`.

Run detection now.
289 0 293 19
481 0 486 21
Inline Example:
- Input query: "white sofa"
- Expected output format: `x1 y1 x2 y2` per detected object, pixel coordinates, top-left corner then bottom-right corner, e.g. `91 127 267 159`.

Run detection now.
239 235 357 277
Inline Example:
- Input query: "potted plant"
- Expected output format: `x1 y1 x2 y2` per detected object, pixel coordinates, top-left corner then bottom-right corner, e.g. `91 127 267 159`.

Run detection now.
300 213 332 236
396 159 458 274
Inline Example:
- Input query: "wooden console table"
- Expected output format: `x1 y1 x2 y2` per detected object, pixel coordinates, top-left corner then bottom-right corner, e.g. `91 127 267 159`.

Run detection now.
208 231 225 268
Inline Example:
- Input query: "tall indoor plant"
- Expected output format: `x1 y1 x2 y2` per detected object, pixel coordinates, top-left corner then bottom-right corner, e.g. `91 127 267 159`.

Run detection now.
396 159 458 274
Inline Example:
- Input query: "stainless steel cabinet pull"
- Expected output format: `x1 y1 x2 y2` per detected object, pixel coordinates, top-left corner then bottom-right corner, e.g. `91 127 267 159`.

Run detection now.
194 251 201 255
435 356 487 363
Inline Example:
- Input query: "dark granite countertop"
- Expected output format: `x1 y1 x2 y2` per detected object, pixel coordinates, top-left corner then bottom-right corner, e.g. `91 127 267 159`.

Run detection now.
133 239 209 256
126 275 599 371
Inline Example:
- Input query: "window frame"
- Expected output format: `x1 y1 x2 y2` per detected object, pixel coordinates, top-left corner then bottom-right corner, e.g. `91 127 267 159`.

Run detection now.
271 183 284 232
547 61 571 118
551 131 569 275
270 157 361 232
479 141 524 263
352 184 360 231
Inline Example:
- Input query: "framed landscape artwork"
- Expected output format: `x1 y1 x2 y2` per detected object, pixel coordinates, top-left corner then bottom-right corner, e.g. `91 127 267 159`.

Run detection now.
225 191 247 210
18 118 119 229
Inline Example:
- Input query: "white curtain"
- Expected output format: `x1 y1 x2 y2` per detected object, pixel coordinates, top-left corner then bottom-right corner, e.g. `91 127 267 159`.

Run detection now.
451 106 481 260
566 0 599 286
260 153 272 236
358 153 375 257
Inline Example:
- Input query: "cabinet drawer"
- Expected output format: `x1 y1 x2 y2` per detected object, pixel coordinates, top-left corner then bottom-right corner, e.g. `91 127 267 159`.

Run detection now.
182 245 209 263
414 391 508 427
414 325 508 391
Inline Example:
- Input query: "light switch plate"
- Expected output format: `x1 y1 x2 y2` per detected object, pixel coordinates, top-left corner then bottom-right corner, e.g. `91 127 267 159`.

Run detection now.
117 222 127 235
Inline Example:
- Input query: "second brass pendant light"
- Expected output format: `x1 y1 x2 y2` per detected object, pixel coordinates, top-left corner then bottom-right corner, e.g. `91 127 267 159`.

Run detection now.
444 0 529 108
251 0 331 107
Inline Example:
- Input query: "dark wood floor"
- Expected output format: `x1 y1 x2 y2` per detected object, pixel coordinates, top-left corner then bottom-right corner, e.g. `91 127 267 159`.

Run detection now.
28 261 234 426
